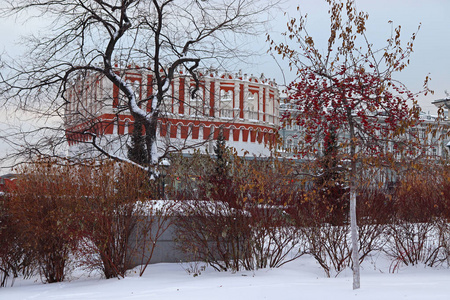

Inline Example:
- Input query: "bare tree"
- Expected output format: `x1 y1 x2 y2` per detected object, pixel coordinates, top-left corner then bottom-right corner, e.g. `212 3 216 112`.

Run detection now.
0 0 277 172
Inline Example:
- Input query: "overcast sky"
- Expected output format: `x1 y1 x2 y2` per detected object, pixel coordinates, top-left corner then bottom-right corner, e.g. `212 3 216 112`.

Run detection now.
2 0 448 114
252 0 450 115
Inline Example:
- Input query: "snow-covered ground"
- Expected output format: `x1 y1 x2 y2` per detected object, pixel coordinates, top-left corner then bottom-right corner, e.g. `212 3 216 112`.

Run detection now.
2 253 450 300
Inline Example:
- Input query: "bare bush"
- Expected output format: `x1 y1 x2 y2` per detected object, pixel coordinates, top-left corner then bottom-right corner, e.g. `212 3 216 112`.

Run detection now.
357 186 394 262
287 186 352 277
301 223 351 277
0 194 35 287
247 205 303 269
385 222 441 272
175 200 252 272
288 182 393 277
76 161 158 279
174 153 304 271
2 157 176 282
385 166 450 271
7 159 82 283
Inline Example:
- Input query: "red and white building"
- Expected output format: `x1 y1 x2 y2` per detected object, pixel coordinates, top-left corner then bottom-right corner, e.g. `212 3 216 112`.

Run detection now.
64 66 280 158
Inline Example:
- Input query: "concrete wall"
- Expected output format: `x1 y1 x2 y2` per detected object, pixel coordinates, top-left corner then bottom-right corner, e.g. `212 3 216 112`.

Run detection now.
127 217 195 268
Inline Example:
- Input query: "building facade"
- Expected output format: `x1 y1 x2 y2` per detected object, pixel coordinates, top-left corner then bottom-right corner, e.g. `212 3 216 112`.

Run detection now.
64 66 280 158
433 98 450 119
432 97 450 152
278 101 450 159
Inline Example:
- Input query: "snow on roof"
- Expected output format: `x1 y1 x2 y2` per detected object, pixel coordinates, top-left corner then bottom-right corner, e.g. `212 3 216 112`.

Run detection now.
432 97 450 106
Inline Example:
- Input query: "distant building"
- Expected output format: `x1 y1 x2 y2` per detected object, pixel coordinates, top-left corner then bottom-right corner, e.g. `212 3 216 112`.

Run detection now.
278 101 450 159
64 66 280 158
432 97 450 120
278 101 301 155
432 97 450 155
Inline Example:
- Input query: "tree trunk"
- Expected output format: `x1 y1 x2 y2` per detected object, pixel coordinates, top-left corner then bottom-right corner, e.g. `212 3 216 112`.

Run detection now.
348 112 360 290
350 183 360 289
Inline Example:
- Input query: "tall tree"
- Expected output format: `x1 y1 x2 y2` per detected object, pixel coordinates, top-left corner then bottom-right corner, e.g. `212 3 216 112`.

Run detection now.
210 130 236 207
317 125 340 186
315 125 348 226
214 130 229 176
0 0 277 172
127 116 149 165
269 0 427 289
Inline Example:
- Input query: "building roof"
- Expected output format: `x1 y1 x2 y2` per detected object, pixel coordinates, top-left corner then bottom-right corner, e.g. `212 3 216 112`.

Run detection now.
432 98 450 108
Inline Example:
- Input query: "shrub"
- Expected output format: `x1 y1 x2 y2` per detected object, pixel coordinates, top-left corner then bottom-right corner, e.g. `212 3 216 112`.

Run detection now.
174 154 304 271
385 166 450 271
175 200 252 271
288 189 351 277
76 161 159 279
0 194 35 287
287 180 393 277
7 159 82 283
357 185 394 262
4 158 168 282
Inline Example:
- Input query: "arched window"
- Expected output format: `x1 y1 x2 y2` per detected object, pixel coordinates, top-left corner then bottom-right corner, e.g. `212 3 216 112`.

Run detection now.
247 92 255 103
247 92 258 108
132 80 141 102
287 139 292 150
220 89 232 102
189 86 204 116
246 92 259 120
124 120 129 135
190 86 204 102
